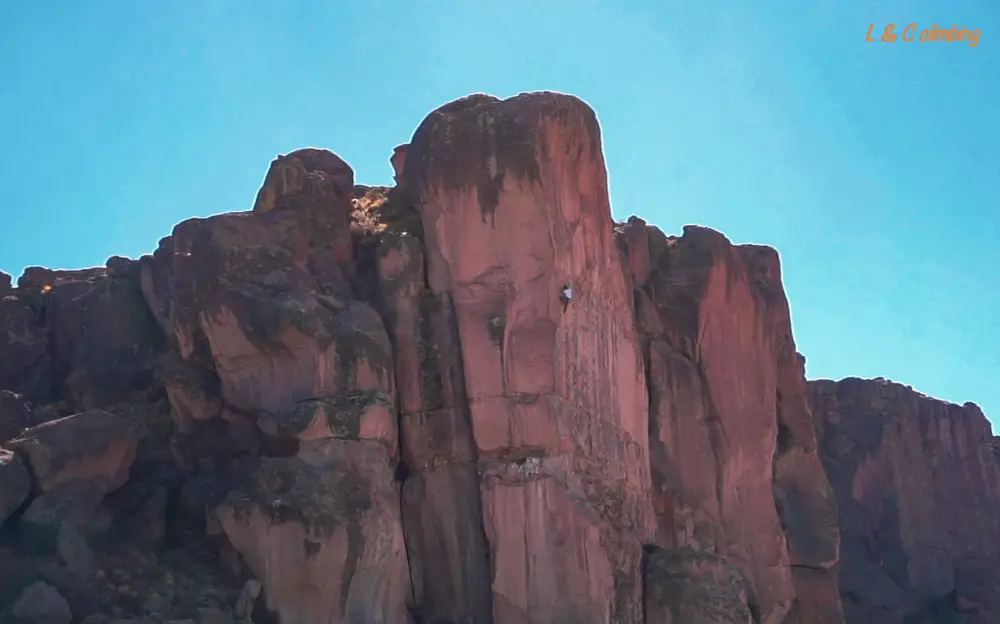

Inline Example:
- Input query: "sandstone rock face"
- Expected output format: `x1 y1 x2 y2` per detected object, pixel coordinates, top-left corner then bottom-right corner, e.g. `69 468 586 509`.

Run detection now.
811 378 1000 624
0 263 168 445
0 289 53 401
405 92 654 622
5 265 164 408
7 411 137 495
616 218 842 624
376 228 495 623
642 545 753 624
1 91 997 624
216 440 409 624
137 148 410 623
6 410 138 530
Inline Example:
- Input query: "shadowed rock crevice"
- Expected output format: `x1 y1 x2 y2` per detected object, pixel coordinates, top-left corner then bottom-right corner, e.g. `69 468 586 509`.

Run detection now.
374 147 494 623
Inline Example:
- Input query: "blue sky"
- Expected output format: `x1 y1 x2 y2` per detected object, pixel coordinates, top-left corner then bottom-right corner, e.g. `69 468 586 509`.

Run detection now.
2 1 998 425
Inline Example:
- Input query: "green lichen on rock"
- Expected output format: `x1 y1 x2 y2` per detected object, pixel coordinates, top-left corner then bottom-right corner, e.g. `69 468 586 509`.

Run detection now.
220 283 321 354
319 390 393 439
643 546 753 624
512 392 541 405
326 302 394 390
262 390 394 440
223 451 373 540
415 295 447 412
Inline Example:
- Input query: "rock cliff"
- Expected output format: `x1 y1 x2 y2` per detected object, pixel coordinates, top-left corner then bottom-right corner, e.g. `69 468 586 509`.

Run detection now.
811 378 1000 624
0 92 995 624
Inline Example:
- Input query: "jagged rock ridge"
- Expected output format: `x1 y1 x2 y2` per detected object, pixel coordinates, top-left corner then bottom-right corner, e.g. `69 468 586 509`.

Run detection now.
0 91 996 624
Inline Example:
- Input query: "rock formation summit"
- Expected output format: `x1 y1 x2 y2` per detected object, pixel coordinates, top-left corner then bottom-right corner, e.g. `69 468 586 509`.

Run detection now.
0 92 996 624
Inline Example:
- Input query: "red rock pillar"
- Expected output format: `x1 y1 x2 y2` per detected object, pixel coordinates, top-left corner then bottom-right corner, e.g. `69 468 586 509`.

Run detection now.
616 221 843 624
404 93 654 622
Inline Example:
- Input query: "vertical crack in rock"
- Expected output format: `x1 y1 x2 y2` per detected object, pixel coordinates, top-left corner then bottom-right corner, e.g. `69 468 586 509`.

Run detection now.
374 174 494 621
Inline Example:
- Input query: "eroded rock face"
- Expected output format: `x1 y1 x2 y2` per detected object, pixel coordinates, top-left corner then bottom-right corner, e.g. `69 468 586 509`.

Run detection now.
376 228 494 623
1 91 997 624
811 378 1000 624
642 545 753 624
0 263 167 419
404 92 654 622
7 410 137 495
615 218 842 624
136 148 410 623
217 439 410 624
6 410 138 529
44 265 165 412
0 290 52 402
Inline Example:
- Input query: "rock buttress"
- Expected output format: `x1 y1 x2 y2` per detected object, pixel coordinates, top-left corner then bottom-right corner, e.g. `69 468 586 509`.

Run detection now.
616 218 843 624
376 226 495 623
139 149 411 623
810 378 1000 624
404 92 655 622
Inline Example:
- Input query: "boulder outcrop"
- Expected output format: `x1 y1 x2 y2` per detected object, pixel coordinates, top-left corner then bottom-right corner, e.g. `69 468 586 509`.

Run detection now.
810 378 1000 624
0 91 995 624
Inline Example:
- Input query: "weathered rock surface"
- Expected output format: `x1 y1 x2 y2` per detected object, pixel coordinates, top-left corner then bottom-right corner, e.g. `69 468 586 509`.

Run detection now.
217 439 409 624
376 228 495 622
5 410 138 535
135 147 410 623
2 264 165 411
0 450 30 524
0 91 996 624
7 411 137 495
404 92 654 622
811 378 1000 624
0 289 52 402
616 218 842 624
642 545 753 623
